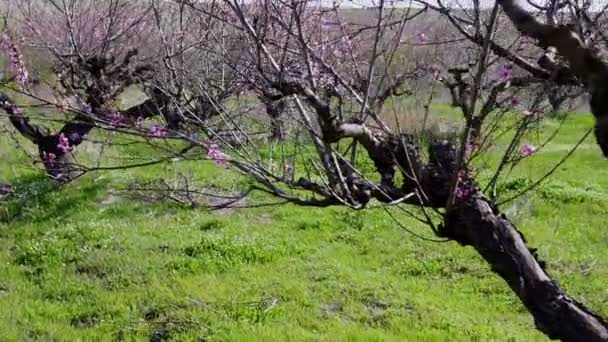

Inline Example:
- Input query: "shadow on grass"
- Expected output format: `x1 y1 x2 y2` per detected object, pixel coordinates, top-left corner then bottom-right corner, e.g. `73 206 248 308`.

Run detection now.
0 174 108 224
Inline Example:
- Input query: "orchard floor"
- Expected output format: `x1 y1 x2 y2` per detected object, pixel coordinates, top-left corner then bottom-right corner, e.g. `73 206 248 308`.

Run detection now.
0 112 607 341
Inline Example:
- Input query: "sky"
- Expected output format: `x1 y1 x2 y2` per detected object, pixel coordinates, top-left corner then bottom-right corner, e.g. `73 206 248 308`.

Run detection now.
312 0 607 11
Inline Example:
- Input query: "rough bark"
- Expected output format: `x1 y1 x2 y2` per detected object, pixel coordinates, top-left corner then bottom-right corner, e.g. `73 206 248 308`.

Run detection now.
273 78 608 340
122 88 183 130
443 194 608 341
265 98 287 141
448 85 460 107
470 117 483 145
548 87 566 112
255 88 289 142
0 93 92 181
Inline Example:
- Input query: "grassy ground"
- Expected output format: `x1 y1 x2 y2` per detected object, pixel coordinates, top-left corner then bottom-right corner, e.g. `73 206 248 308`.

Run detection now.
0 110 607 341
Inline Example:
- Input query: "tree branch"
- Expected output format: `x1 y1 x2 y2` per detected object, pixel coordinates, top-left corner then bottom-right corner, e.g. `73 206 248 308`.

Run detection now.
0 93 46 143
498 0 608 155
443 194 608 341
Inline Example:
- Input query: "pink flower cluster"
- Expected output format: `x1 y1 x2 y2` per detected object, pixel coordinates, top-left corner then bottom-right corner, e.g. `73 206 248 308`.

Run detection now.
0 33 29 85
42 151 57 162
207 143 226 166
57 133 73 153
150 124 167 137
520 143 536 158
496 64 513 83
454 185 471 200
454 169 476 201
110 112 125 126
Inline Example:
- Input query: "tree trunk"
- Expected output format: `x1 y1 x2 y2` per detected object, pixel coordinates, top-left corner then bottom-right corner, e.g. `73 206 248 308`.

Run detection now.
1 93 93 182
123 90 182 130
266 99 287 141
38 134 74 182
548 87 565 113
442 194 608 341
273 82 608 340
470 117 483 145
448 85 460 107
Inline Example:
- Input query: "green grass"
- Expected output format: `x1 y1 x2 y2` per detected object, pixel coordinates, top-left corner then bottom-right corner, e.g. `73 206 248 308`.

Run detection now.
0 111 607 341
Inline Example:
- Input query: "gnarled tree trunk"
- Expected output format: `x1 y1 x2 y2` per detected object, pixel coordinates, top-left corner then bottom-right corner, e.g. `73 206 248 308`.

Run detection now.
275 79 608 340
444 195 608 341
266 98 287 141
0 93 93 182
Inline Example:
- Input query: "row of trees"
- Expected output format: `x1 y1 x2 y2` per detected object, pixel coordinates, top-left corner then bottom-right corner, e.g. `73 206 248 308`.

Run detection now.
1 0 608 339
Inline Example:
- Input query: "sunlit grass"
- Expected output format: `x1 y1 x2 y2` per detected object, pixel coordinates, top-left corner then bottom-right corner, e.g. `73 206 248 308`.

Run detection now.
0 108 606 341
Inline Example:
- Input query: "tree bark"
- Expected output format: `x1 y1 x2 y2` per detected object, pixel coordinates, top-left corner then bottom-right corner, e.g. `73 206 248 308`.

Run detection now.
442 194 608 341
470 117 483 145
546 85 567 113
266 72 608 341
0 93 92 182
448 85 460 107
266 99 287 141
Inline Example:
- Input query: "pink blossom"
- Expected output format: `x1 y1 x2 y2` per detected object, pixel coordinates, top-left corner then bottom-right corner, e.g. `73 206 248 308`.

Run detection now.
454 169 475 200
455 186 471 200
150 124 166 137
207 143 226 166
511 97 520 106
110 112 124 126
222 5 234 20
521 109 532 116
57 133 72 153
496 64 513 83
520 144 536 158
0 33 29 85
43 152 57 162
